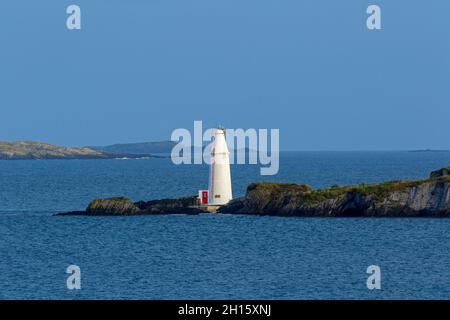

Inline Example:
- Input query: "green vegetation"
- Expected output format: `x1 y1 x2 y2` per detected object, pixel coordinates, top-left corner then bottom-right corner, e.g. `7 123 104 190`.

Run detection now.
87 197 140 215
0 140 156 160
248 176 450 205
0 141 102 159
247 182 312 193
88 197 131 207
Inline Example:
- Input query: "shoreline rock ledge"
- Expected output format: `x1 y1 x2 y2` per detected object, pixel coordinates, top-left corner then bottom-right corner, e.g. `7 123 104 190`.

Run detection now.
57 196 206 216
57 166 450 217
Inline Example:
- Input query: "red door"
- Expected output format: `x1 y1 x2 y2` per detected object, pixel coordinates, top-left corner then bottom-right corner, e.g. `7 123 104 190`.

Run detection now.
201 191 208 204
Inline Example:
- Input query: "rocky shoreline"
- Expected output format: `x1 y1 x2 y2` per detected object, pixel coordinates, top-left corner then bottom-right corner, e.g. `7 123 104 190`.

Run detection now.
57 196 205 216
57 166 450 217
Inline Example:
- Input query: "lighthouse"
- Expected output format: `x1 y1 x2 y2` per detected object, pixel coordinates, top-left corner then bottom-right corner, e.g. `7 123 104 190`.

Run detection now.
208 128 233 205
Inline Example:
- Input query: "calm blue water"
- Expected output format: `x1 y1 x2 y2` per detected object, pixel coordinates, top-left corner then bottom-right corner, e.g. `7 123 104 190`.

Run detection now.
1 151 450 299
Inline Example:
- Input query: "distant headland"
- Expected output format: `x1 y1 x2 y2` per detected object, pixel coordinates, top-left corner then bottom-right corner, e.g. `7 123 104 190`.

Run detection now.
408 149 450 153
87 141 176 155
57 165 450 218
0 140 173 160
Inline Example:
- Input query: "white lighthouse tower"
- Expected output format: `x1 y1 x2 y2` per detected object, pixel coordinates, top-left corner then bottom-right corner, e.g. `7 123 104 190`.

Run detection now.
208 128 233 205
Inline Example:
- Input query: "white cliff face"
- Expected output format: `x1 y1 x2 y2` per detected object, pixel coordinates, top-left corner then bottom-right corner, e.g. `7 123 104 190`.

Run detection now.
208 128 233 205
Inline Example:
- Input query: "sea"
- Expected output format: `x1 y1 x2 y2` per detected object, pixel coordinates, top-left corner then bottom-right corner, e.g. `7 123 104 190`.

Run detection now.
1 151 450 299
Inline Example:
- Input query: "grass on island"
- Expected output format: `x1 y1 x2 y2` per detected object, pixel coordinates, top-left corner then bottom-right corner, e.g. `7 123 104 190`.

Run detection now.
248 175 450 205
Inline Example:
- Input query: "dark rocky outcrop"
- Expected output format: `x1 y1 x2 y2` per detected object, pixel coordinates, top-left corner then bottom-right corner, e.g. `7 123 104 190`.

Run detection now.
135 196 204 214
218 175 450 217
87 197 140 215
430 166 450 178
57 196 206 216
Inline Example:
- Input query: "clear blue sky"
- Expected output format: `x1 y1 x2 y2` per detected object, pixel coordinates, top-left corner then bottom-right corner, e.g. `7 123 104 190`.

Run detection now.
0 0 449 150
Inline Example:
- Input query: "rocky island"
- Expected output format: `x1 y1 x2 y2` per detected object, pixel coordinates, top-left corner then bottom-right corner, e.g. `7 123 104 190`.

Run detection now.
0 141 156 160
58 196 204 216
57 166 450 217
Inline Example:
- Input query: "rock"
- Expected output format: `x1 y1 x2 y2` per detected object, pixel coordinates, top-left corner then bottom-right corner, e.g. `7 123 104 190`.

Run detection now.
57 196 206 216
219 175 450 217
136 196 204 214
430 166 450 178
86 197 140 215
220 183 313 216
55 211 88 216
